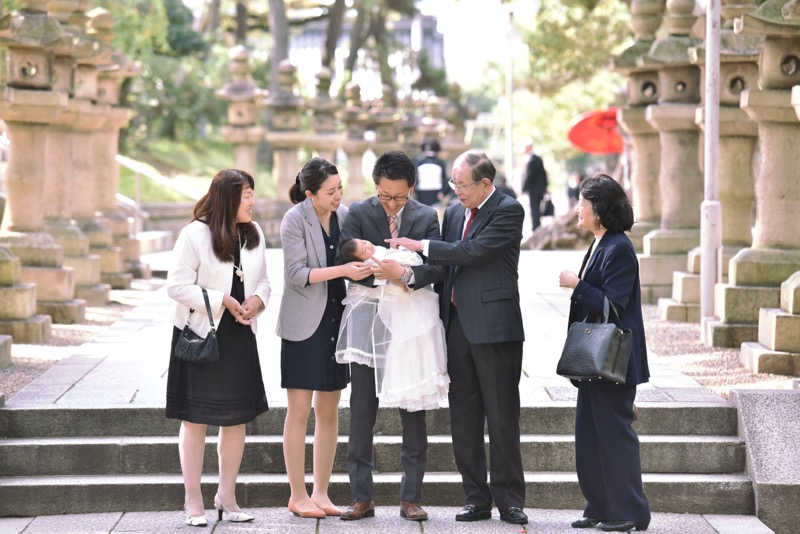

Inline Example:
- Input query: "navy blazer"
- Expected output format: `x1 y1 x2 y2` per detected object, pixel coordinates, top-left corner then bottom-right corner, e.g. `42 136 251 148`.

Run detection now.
567 231 650 386
428 189 525 345
338 196 444 289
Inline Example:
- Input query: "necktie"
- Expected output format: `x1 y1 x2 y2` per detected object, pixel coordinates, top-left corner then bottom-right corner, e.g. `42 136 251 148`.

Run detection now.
453 208 479 305
462 208 478 240
388 215 398 239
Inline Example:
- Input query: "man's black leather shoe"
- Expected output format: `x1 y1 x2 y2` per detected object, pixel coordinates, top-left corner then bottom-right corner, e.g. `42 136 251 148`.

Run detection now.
597 520 650 532
572 517 601 528
500 507 528 525
455 504 492 522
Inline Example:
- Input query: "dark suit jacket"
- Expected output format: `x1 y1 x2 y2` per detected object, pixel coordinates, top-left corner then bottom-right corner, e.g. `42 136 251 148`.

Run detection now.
522 153 548 199
567 231 650 386
338 196 444 289
428 189 525 345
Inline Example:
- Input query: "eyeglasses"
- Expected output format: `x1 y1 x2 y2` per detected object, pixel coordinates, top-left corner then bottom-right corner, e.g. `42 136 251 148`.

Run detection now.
376 190 410 203
449 179 480 192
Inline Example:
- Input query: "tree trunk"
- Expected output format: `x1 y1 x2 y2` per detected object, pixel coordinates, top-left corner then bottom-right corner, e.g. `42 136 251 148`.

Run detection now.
235 2 248 44
372 7 396 106
268 0 289 94
323 0 346 69
343 0 368 86
206 0 221 37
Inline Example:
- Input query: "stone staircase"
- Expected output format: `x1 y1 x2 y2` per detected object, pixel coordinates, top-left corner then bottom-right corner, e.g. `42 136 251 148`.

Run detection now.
0 401 753 517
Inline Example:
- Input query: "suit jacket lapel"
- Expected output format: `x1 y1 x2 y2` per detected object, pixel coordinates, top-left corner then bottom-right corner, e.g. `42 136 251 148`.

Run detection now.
370 198 391 241
303 198 328 267
398 202 416 238
466 189 501 239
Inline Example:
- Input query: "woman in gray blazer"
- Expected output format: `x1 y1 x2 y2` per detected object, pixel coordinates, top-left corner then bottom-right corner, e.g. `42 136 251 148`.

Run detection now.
276 158 371 518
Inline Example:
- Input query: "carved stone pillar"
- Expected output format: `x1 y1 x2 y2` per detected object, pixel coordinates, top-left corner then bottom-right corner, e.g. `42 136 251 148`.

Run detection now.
612 0 665 252
339 82 371 201
307 67 344 163
660 0 762 322
637 0 703 304
264 60 306 199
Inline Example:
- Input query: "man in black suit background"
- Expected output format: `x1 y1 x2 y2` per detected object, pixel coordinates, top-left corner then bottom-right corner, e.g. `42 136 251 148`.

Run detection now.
521 138 549 231
387 150 528 525
337 151 443 522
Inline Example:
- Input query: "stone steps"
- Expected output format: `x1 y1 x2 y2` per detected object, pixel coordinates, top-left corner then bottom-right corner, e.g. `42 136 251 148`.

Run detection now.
0 402 752 517
0 434 745 477
0 472 754 517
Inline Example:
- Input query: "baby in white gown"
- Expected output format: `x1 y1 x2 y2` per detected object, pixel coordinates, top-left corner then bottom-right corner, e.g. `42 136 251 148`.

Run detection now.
335 238 449 412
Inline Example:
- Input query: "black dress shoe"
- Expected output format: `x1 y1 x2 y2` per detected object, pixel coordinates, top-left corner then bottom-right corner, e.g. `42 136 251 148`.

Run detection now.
455 504 492 522
500 507 528 525
572 517 601 528
597 520 650 532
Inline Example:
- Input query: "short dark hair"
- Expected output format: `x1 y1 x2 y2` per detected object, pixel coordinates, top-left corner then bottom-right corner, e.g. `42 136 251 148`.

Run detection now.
372 151 416 187
579 174 634 232
339 237 360 263
456 150 496 184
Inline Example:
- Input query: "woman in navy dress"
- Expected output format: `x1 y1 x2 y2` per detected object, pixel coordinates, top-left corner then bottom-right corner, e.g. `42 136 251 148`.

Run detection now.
559 174 651 532
166 169 270 526
276 158 372 518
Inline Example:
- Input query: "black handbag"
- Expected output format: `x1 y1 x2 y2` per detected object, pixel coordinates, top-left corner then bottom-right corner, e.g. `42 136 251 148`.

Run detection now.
556 297 632 383
541 194 555 217
174 288 220 365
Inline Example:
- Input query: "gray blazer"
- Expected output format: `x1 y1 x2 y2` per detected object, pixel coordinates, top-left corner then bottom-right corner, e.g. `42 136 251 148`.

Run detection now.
275 198 348 342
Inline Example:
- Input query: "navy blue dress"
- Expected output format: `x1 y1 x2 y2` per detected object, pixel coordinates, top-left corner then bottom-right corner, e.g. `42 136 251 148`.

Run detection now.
280 213 349 391
166 243 268 426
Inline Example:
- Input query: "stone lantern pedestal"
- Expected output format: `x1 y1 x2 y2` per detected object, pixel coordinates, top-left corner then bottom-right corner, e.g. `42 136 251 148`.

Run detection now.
703 2 800 351
658 5 761 323
264 60 305 199
637 0 703 304
612 0 665 253
308 67 344 164
340 82 371 202
0 245 51 344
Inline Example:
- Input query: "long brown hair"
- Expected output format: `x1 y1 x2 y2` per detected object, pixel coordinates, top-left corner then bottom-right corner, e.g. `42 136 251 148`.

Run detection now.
193 169 261 263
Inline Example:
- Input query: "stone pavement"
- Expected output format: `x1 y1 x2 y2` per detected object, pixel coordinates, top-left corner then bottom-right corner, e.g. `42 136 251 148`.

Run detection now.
0 249 775 533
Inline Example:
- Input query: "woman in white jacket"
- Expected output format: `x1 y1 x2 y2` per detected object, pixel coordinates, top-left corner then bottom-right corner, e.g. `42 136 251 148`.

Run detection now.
165 169 270 527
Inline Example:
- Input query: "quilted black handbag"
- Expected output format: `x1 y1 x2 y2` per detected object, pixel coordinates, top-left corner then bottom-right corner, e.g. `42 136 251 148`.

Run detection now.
556 296 632 383
174 288 220 365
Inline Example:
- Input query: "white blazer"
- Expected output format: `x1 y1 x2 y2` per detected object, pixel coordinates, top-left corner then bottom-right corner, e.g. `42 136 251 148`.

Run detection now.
166 220 271 337
275 198 348 341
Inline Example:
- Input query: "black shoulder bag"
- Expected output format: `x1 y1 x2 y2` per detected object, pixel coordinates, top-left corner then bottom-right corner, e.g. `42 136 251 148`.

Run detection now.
556 296 632 384
174 288 220 365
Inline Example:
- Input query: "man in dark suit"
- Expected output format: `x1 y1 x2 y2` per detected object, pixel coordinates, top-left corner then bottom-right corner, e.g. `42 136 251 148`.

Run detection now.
337 151 443 522
387 150 528 525
521 138 548 231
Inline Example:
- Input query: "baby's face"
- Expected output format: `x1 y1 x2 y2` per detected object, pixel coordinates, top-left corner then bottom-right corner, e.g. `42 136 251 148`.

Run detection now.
355 239 375 260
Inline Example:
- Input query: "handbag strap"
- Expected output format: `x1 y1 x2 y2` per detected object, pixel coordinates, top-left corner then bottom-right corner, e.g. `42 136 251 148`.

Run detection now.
603 296 623 325
185 288 216 331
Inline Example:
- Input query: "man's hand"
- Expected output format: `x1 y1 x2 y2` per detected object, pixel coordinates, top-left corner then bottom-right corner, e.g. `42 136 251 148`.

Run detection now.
385 237 422 252
369 256 404 281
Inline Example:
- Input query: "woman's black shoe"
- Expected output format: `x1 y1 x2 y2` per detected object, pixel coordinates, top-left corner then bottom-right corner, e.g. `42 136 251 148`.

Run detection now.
597 520 650 532
572 517 601 528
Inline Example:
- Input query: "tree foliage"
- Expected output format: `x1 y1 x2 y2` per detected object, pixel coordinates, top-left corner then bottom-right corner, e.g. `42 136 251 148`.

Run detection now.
520 0 630 96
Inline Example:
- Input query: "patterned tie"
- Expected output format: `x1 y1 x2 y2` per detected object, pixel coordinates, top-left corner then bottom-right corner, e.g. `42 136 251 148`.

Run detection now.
453 208 479 305
462 208 478 240
388 215 398 239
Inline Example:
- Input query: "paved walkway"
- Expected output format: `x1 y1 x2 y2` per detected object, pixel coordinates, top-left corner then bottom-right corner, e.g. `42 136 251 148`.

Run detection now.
0 250 774 533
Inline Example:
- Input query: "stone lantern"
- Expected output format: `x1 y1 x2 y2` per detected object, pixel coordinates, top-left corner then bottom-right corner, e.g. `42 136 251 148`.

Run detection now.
636 0 703 304
339 81 371 201
216 45 264 184
612 0 665 252
706 0 800 375
307 67 344 163
397 93 422 156
370 83 403 156
264 59 306 198
661 0 762 323
0 0 79 334
83 7 140 286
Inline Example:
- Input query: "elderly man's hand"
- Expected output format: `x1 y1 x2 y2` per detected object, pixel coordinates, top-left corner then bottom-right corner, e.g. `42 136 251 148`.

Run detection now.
385 237 422 252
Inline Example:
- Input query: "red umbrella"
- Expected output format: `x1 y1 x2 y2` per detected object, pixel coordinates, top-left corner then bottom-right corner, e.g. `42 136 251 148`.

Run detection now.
567 108 624 154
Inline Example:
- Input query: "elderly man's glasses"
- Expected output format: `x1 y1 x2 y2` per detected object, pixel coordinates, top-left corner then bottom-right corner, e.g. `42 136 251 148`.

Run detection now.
449 179 480 192
376 190 410 203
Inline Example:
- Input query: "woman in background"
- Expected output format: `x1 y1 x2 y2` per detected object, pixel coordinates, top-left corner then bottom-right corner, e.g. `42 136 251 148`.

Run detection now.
276 158 371 518
166 169 270 526
558 174 651 533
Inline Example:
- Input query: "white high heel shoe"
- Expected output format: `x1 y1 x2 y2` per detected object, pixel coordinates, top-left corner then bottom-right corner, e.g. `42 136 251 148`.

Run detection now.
214 494 254 523
184 507 208 527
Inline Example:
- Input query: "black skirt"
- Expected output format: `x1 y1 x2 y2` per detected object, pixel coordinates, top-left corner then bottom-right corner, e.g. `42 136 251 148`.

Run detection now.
166 261 268 426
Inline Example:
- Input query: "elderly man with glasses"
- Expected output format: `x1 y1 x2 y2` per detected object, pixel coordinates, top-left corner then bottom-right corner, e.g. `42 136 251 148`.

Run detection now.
335 150 444 522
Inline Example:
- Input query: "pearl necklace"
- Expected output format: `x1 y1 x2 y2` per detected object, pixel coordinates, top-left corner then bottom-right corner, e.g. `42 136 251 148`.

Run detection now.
235 233 244 283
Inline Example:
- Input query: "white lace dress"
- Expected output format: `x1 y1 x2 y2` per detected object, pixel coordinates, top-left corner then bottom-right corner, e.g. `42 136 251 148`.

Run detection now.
335 247 449 411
